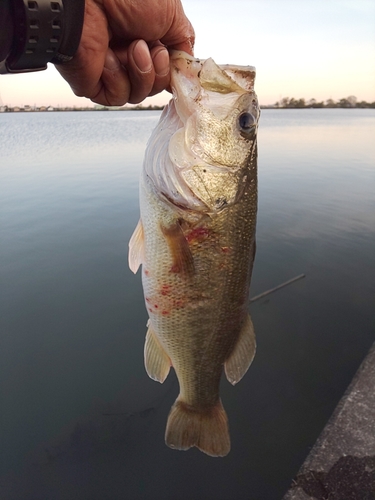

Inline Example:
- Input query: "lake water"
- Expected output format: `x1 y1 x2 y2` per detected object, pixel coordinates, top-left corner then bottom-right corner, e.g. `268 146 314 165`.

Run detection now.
1 109 374 499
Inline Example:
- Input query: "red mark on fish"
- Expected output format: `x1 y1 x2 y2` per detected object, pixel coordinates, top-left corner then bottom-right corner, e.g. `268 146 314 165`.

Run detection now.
185 227 210 244
161 285 172 296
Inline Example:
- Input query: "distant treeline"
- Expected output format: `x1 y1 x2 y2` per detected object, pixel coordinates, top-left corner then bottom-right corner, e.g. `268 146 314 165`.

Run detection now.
3 97 374 113
271 96 375 109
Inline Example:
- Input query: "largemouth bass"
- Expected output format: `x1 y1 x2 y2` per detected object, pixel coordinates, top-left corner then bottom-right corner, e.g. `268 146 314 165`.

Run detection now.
129 51 259 457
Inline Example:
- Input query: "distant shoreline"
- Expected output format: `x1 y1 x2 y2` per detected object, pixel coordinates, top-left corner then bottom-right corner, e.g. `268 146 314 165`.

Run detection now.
1 107 374 113
1 96 374 113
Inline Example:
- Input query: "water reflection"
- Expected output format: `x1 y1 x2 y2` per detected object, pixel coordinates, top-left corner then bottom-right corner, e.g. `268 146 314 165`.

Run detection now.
258 110 375 242
0 109 374 499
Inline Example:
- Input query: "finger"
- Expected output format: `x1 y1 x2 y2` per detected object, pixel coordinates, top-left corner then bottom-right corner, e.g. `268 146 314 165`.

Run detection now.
166 28 195 56
90 49 131 106
126 40 155 104
160 3 195 56
148 44 170 97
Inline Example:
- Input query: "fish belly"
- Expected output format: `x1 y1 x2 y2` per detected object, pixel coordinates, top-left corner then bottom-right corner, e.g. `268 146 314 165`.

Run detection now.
139 171 256 456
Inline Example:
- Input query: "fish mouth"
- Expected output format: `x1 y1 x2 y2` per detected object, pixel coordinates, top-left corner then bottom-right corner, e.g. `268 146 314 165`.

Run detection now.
169 51 259 123
169 51 256 91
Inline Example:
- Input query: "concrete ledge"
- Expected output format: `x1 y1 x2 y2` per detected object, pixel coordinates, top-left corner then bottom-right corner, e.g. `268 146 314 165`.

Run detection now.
283 341 375 499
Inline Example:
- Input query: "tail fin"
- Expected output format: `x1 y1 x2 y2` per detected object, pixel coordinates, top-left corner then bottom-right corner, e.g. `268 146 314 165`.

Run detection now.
165 399 230 457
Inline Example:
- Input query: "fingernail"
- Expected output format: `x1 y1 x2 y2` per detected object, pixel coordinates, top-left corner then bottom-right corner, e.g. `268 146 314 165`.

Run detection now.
153 47 169 77
133 40 152 73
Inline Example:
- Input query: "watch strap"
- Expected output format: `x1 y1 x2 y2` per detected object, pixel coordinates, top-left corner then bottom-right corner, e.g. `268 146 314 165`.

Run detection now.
0 0 84 74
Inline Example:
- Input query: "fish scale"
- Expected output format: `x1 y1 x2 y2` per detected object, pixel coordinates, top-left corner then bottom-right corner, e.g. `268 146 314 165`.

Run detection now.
129 51 259 456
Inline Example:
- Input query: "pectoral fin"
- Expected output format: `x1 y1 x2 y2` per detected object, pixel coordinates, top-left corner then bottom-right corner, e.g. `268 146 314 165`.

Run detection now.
144 321 171 383
160 221 195 277
224 314 256 385
128 219 145 274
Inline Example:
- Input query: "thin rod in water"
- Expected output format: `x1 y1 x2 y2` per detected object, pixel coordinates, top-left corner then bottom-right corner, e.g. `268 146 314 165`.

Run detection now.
250 274 305 303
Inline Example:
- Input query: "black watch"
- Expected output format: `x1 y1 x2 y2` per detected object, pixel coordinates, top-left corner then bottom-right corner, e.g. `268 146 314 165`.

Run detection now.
0 0 85 74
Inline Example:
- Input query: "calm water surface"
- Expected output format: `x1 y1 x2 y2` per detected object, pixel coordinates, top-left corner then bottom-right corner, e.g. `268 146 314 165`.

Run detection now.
1 109 374 499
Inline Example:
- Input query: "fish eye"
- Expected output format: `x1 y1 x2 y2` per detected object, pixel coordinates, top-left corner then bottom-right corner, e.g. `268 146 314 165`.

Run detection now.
238 112 255 132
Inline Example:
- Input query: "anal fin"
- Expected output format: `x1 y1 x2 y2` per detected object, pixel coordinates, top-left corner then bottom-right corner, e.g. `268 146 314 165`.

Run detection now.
224 314 256 385
144 321 171 383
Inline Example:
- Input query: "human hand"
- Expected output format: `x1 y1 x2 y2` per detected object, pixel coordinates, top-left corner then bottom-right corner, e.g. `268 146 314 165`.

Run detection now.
55 0 195 106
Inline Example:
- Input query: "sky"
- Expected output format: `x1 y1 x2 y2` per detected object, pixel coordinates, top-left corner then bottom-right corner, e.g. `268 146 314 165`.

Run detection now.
0 0 374 107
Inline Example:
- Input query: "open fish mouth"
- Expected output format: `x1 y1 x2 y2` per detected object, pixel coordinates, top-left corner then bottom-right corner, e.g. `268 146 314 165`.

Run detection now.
169 51 258 122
